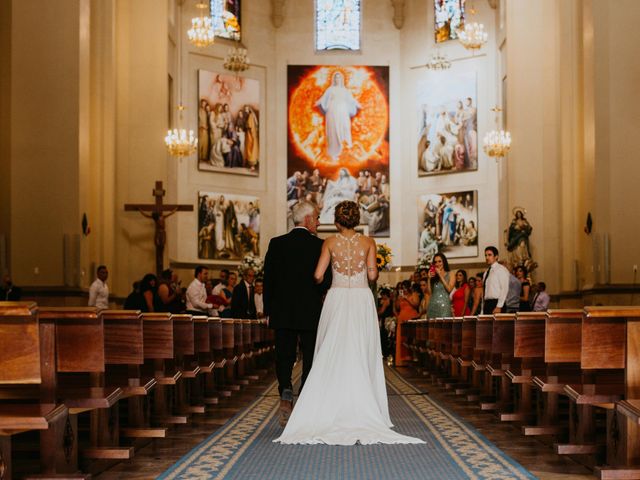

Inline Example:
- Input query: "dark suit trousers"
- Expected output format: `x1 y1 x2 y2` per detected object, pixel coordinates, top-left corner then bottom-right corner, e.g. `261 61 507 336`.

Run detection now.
275 328 316 397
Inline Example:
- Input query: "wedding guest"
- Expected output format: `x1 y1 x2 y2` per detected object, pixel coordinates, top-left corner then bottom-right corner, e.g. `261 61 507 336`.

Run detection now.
157 269 184 313
0 274 21 301
377 289 394 358
531 282 550 311
466 277 477 315
394 280 419 366
123 281 143 310
515 265 531 312
231 268 257 319
186 266 214 316
470 273 484 315
481 246 510 314
254 278 264 318
418 278 430 317
88 265 109 310
140 273 161 313
219 271 237 318
426 253 455 319
451 269 471 316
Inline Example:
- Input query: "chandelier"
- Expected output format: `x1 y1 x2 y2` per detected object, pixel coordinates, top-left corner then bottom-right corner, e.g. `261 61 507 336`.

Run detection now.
187 2 215 48
425 51 451 71
483 107 511 159
165 105 197 157
224 46 250 74
457 22 488 50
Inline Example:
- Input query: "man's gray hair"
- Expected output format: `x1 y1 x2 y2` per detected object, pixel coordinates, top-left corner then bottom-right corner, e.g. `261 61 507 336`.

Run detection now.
292 201 317 225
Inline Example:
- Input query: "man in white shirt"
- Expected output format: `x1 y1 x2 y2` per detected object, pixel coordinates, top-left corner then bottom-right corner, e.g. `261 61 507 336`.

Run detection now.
88 265 110 310
531 282 551 311
254 278 264 318
186 265 214 315
482 246 510 314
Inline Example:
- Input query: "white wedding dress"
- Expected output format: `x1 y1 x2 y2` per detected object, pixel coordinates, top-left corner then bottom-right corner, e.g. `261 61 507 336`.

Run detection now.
273 234 424 445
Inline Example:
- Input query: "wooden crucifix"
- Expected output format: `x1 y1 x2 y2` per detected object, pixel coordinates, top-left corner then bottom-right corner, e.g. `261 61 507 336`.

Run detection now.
124 181 193 275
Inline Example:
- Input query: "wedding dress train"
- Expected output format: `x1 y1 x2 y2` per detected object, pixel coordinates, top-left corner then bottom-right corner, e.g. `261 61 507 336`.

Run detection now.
274 234 424 445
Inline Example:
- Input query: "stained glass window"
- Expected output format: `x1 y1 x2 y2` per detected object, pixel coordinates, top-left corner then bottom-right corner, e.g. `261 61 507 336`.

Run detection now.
210 0 241 41
435 0 465 43
315 0 361 51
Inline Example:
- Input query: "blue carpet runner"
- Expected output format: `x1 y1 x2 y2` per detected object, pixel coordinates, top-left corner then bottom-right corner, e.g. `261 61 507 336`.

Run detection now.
159 367 536 479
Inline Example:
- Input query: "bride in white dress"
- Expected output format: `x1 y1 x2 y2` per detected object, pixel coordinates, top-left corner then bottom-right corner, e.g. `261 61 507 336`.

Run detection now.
274 201 424 445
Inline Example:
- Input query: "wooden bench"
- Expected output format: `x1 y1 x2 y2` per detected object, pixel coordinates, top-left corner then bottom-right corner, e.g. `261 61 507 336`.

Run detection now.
501 312 547 423
555 307 626 462
469 315 493 404
38 307 130 466
101 310 165 441
140 313 186 426
0 302 80 479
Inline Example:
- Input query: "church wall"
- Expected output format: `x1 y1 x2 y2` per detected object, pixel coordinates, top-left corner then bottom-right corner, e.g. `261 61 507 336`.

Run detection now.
0 0 11 276
171 0 500 277
400 0 499 270
112 0 169 295
592 0 640 285
8 0 87 287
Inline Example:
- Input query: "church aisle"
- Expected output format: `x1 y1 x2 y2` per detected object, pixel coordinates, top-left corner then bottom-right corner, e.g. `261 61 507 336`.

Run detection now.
93 365 596 480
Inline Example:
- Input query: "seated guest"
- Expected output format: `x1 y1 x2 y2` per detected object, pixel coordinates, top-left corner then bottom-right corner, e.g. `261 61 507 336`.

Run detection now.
123 281 145 310
186 266 214 315
231 268 257 319
218 271 237 318
530 282 550 311
157 269 184 313
0 274 21 301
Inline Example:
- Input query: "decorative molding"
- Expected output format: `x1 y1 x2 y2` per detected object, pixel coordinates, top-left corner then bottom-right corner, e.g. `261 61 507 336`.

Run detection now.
272 0 286 28
487 0 498 9
391 0 405 29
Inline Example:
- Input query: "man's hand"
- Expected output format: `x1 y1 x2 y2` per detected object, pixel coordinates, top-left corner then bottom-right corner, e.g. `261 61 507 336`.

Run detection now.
493 306 502 314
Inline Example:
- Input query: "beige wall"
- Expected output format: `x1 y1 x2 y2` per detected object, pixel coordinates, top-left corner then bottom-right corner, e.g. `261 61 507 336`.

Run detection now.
503 0 640 295
0 0 11 276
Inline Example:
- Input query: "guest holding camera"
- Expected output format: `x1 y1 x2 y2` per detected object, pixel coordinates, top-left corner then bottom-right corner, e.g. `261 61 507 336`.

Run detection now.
426 253 455 319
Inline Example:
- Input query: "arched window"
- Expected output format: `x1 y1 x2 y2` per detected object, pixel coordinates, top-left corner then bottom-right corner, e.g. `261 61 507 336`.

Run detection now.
316 0 361 51
435 0 465 43
210 0 241 41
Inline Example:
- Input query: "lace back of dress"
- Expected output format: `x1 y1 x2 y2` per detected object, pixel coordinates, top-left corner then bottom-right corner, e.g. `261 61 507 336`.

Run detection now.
330 233 368 288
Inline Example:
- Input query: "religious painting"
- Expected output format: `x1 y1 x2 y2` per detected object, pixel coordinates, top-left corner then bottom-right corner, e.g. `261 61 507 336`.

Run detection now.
435 0 465 43
198 192 260 261
210 0 241 41
287 65 390 237
198 70 259 176
417 71 477 176
418 190 478 260
315 0 361 51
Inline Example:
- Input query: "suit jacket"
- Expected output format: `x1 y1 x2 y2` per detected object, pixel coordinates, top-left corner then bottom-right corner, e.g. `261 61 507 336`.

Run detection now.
230 281 256 319
263 228 330 331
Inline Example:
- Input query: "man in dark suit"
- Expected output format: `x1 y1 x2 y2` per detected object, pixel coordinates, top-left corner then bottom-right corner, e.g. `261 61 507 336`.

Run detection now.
230 268 257 319
263 201 330 426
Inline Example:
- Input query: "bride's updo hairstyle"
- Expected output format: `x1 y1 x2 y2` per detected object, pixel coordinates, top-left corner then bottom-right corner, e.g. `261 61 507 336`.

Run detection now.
334 200 360 229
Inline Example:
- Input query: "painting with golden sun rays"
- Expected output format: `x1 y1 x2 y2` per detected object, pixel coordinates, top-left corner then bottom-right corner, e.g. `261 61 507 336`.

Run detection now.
287 65 390 237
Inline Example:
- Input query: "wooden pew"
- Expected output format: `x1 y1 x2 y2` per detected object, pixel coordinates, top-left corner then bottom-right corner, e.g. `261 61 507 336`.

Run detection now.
555 307 626 461
140 313 186 426
170 314 204 416
0 302 82 479
207 317 232 399
101 310 165 441
524 309 583 437
481 313 515 412
468 315 493 403
38 307 129 465
192 315 219 408
221 320 241 393
454 316 477 396
501 312 547 423
587 307 640 480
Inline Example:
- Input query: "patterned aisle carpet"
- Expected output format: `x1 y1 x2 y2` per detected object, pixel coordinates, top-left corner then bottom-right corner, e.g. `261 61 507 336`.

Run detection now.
158 367 537 480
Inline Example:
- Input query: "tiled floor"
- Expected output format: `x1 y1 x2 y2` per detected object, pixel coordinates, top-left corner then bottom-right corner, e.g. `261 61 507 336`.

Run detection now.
94 368 596 480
